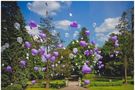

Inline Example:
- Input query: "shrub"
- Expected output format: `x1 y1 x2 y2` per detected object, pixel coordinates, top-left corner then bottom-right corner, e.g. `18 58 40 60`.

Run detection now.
28 80 66 88
3 84 22 90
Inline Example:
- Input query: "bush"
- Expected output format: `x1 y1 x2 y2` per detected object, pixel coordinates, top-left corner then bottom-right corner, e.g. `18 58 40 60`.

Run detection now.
81 80 123 87
28 80 66 88
3 84 22 90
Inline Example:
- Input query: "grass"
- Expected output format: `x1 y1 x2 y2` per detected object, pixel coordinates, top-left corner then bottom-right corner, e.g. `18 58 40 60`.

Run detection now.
89 85 134 90
26 88 57 90
26 85 134 90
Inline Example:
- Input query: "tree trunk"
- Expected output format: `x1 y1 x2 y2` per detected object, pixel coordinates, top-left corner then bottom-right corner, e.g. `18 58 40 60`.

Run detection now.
124 55 128 84
46 46 50 88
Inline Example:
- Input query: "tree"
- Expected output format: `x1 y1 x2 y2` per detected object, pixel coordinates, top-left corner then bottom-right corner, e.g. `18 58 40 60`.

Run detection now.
116 8 134 83
78 27 89 42
1 1 31 89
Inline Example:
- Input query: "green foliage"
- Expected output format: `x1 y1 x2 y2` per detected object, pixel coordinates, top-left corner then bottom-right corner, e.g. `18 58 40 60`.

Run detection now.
3 84 22 90
1 1 30 88
27 80 65 88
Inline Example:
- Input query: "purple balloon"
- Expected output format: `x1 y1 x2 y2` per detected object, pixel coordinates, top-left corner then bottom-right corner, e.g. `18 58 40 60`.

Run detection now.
39 47 45 55
20 60 26 68
80 41 87 47
91 41 96 45
85 30 90 36
111 36 117 42
82 64 92 74
42 67 46 72
98 61 102 64
115 42 119 47
84 50 89 56
34 67 39 72
39 32 46 38
110 54 114 58
84 80 90 85
31 80 36 84
29 20 37 29
86 61 89 64
73 48 78 54
31 49 38 56
57 44 63 48
41 55 47 62
50 56 56 62
6 66 12 72
53 51 59 57
45 53 51 59
89 50 93 55
24 41 31 48
70 21 78 28
94 48 98 53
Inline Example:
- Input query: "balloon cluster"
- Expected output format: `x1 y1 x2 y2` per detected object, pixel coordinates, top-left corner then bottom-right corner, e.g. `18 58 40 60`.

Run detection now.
71 30 104 86
110 35 120 58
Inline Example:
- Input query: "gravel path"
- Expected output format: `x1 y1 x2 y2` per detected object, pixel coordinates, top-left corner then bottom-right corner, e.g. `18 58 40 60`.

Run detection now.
59 81 88 90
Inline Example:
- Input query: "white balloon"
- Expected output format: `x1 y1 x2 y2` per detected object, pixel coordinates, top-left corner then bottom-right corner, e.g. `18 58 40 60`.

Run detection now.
17 37 23 44
69 13 72 17
14 22 20 30
5 43 9 48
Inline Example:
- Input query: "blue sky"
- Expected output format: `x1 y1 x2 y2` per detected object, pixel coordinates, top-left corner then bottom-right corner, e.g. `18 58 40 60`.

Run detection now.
18 1 133 47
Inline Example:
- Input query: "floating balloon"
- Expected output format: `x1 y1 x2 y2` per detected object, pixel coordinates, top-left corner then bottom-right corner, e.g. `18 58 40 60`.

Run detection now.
80 41 87 47
69 13 72 17
14 22 20 30
73 48 78 54
6 66 12 72
51 64 55 68
110 54 114 58
111 36 117 42
89 50 93 55
91 41 96 45
24 41 31 48
57 44 63 48
29 20 37 29
42 67 46 72
34 67 39 72
50 56 56 62
53 51 59 57
17 37 23 44
41 55 47 62
82 64 92 74
85 30 90 36
20 60 26 68
4 43 9 48
70 21 78 28
31 49 38 56
31 80 36 84
39 47 45 55
84 50 89 56
45 53 51 59
39 32 46 39
84 80 90 85
115 42 119 47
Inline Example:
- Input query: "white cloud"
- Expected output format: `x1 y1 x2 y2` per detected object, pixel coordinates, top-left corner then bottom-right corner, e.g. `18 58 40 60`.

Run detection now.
65 32 69 38
73 31 79 38
93 22 96 28
27 1 72 17
55 20 71 30
25 25 41 36
95 17 120 33
95 17 120 45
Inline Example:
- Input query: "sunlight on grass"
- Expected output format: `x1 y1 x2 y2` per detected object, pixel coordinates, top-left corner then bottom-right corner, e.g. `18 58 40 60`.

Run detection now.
89 85 134 90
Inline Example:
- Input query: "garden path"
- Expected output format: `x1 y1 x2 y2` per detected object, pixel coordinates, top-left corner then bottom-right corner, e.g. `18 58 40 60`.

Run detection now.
59 81 88 90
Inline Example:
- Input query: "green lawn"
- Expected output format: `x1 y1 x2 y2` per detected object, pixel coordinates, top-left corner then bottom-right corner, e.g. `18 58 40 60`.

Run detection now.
89 85 134 90
26 85 133 90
